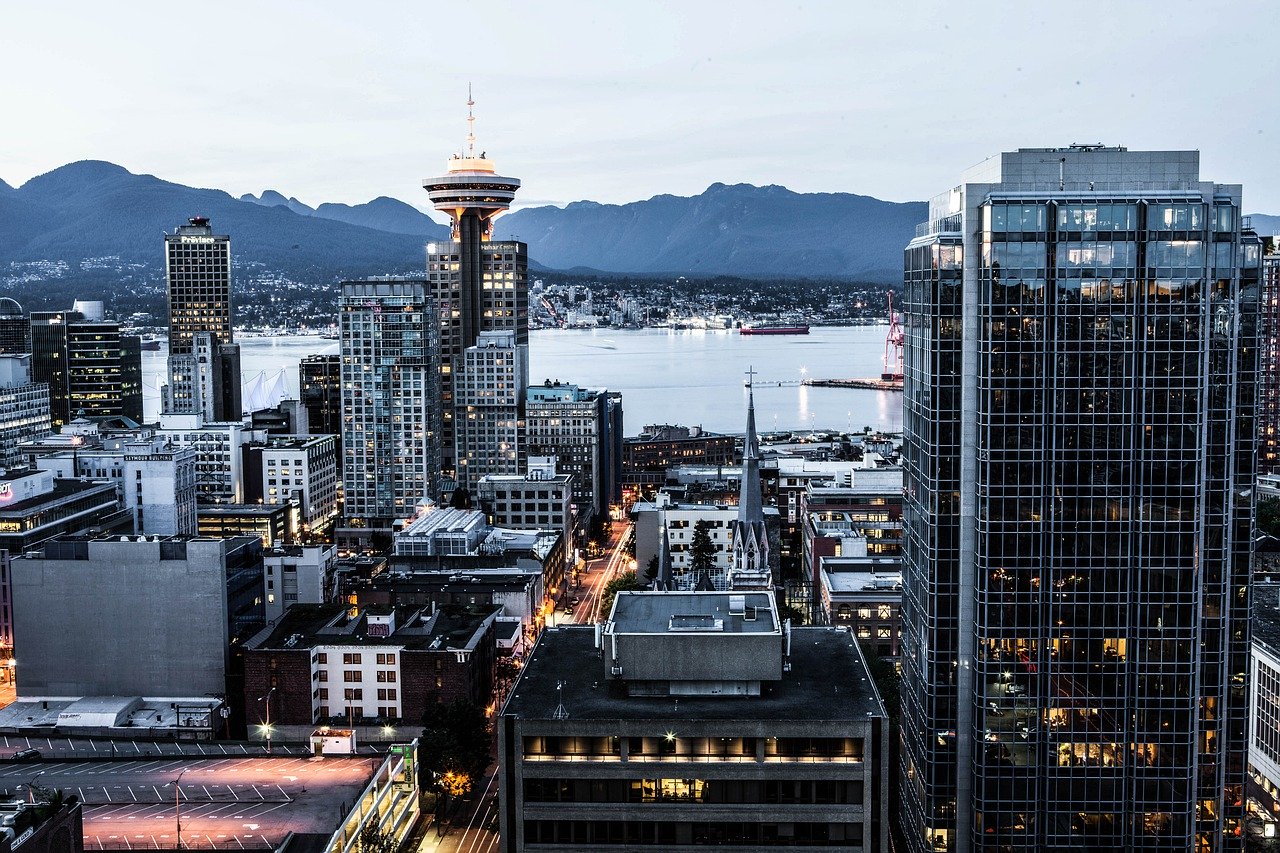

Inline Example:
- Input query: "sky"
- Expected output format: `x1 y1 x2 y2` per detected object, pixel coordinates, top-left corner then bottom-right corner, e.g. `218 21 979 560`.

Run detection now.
4 0 1278 215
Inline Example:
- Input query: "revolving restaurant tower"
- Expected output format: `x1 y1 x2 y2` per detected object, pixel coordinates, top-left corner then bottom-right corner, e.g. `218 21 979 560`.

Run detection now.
423 92 529 482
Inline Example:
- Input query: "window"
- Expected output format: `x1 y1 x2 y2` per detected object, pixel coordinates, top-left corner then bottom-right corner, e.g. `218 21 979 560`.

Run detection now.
878 604 892 620
344 670 361 682
343 653 361 665
376 653 396 665
318 671 328 682
344 689 363 701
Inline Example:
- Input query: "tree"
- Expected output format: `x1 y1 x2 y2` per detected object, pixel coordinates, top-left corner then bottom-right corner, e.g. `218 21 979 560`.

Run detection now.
600 570 643 619
690 519 715 577
356 820 397 853
1260 497 1280 539
777 602 807 626
643 555 659 584
419 700 492 800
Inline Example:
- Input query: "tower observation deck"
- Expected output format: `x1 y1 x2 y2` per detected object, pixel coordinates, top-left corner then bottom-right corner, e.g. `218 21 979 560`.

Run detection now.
422 90 521 240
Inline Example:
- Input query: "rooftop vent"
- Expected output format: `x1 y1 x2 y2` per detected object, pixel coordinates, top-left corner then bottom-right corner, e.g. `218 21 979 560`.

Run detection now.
669 614 723 632
728 594 746 615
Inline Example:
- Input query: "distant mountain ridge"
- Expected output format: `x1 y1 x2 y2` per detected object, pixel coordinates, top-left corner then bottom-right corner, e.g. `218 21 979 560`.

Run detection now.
496 183 927 280
5 161 1272 293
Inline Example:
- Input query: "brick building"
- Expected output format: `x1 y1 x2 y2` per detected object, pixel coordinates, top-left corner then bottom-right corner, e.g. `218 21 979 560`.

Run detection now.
243 603 498 729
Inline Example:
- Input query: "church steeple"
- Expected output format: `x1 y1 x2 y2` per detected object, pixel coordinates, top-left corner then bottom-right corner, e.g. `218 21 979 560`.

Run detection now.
737 373 763 527
729 369 771 590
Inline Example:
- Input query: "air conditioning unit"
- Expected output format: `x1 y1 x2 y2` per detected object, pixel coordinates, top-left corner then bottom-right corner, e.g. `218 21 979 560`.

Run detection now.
610 665 623 676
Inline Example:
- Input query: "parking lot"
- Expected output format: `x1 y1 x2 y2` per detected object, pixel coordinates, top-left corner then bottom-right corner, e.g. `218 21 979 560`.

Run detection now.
5 756 379 850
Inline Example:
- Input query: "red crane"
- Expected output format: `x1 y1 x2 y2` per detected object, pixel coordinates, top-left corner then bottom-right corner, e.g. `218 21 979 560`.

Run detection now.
882 292 904 382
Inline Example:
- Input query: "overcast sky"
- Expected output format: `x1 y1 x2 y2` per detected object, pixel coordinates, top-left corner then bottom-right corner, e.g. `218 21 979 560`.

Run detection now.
4 1 1278 215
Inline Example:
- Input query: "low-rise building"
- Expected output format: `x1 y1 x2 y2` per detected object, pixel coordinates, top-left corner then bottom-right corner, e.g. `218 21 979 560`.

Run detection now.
499 591 889 852
263 545 337 622
632 493 779 590
198 502 293 548
622 424 738 505
242 603 497 729
156 413 248 503
1248 583 1280 841
355 569 544 645
11 535 264 700
477 457 574 557
816 557 903 660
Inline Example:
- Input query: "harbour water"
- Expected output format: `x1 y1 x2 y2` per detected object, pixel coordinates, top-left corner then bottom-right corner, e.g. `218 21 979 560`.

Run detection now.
141 325 904 435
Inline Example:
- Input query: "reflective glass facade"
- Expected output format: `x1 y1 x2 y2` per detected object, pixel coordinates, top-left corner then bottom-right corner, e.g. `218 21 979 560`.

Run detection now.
900 148 1261 852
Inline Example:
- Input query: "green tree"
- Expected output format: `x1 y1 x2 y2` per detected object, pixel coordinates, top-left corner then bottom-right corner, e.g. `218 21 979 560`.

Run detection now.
1260 497 1280 538
778 602 808 625
600 570 643 619
643 555 659 584
689 519 715 577
419 700 492 799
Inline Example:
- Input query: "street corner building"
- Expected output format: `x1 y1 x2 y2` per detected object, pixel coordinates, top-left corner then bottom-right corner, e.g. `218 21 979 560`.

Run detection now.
497 590 890 852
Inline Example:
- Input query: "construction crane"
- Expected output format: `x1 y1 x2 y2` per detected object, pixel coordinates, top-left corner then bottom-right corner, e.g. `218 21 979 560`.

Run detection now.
882 292 904 382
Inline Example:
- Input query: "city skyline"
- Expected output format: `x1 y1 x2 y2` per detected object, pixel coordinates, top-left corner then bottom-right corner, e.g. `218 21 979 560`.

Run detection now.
3 2 1279 214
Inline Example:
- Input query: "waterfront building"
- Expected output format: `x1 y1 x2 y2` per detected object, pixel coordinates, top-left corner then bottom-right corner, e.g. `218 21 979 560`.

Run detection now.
0 298 29 356
456 330 527 491
498 591 889 852
622 424 738 504
0 357 51 468
525 381 623 527
900 146 1262 851
338 278 441 539
30 308 143 427
242 602 497 727
423 94 526 476
11 534 265 699
162 217 242 422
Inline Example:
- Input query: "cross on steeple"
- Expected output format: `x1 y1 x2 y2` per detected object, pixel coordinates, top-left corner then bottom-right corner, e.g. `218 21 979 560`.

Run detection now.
744 365 757 388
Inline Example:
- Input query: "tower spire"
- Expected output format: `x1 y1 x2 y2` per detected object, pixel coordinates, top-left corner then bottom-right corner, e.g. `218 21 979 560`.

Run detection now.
738 367 762 523
466 83 477 159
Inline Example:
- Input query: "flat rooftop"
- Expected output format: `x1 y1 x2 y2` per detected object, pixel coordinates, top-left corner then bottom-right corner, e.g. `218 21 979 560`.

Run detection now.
822 566 903 595
506 626 884 722
611 591 778 634
247 603 495 652
1256 583 1280 655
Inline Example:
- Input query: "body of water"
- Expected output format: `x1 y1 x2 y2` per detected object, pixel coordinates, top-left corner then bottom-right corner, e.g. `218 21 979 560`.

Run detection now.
142 325 904 435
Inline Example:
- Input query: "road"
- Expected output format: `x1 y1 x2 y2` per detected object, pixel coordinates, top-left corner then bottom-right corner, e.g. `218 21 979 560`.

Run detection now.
7 756 377 850
418 768 499 853
575 521 632 625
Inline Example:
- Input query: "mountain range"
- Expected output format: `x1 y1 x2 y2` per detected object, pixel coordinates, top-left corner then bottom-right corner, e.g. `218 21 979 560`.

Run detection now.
1 161 1275 292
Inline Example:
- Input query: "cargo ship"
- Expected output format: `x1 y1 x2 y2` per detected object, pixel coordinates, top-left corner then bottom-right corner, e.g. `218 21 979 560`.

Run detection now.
740 321 810 336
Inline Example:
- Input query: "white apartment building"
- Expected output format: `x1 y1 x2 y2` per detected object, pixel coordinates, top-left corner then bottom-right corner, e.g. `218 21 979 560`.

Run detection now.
263 545 336 622
156 413 247 503
250 435 339 532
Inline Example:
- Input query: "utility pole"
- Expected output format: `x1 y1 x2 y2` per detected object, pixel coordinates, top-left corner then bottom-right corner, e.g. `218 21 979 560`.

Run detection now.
172 768 188 849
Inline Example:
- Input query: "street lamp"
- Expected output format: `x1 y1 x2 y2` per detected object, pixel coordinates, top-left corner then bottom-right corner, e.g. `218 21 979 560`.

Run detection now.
170 768 188 849
258 687 277 753
22 771 45 804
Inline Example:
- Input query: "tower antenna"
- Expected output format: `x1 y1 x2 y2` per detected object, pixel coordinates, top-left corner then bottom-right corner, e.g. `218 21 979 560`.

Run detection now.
466 83 477 159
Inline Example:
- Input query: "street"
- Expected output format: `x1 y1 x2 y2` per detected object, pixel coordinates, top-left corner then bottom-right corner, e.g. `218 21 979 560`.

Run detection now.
574 521 631 625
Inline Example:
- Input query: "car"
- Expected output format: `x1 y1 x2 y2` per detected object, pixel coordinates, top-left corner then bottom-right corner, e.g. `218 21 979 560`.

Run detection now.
564 605 575 616
571 596 581 605
8 749 40 762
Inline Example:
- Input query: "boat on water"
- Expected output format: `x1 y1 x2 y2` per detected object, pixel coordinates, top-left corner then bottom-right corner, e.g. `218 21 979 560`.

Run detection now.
740 321 810 336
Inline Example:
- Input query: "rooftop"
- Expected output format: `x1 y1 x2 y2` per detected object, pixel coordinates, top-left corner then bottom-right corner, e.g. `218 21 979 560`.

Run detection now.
505 625 884 722
247 603 497 653
821 566 904 595
610 591 778 635
1255 583 1280 656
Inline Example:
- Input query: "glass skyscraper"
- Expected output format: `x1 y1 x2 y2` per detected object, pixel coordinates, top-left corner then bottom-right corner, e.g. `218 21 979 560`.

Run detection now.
900 146 1262 852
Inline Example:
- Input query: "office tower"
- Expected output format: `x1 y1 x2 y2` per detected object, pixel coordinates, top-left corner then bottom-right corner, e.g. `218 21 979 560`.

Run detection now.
1261 245 1279 473
0 299 29 355
0 356 51 467
163 217 241 422
300 354 342 435
526 382 623 528
30 309 143 426
456 330 527 491
728 386 770 589
499 591 890 852
423 93 527 475
339 278 441 532
900 147 1262 852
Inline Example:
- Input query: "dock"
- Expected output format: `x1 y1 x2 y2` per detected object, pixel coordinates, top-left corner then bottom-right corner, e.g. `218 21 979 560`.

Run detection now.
804 378 904 392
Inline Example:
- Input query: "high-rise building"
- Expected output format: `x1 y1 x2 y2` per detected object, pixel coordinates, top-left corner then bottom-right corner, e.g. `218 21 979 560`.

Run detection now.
456 330 527 491
163 217 241 422
300 354 342 436
423 93 527 475
526 382 623 529
0 356 52 467
1261 243 1279 473
0 299 29 356
900 146 1262 852
339 279 441 533
30 309 143 426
